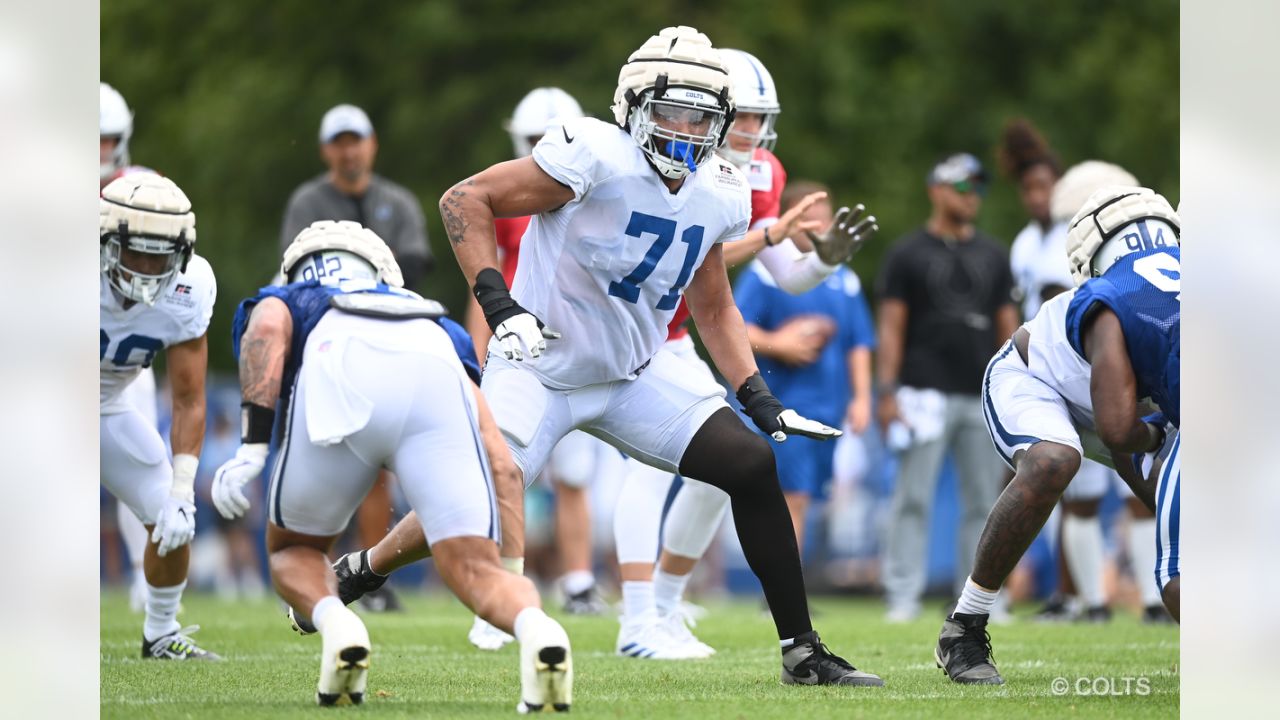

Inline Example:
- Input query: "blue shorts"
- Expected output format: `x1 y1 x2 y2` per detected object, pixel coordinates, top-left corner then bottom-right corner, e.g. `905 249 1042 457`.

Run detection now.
772 432 837 500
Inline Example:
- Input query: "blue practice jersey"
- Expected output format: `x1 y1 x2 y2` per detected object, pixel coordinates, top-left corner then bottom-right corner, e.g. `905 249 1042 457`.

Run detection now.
734 262 876 426
231 279 480 406
1066 246 1180 427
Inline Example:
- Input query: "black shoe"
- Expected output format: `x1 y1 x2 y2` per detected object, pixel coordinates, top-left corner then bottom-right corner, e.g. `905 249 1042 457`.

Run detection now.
1143 604 1175 624
358 586 403 613
781 631 884 686
935 613 1003 685
561 585 607 615
142 625 221 661
1080 605 1112 623
1033 594 1074 622
333 551 388 607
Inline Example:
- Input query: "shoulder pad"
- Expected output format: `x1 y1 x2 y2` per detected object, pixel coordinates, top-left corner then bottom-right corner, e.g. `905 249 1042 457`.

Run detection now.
328 292 448 320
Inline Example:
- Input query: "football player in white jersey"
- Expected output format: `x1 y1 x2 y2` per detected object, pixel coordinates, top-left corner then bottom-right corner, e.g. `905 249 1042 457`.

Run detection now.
437 26 881 686
934 189 1180 685
99 173 219 660
101 81 162 612
211 221 573 710
609 46 878 659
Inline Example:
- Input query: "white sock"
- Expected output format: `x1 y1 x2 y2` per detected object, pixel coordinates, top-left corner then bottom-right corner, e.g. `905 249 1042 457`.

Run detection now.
561 570 595 596
143 581 186 641
1062 514 1106 607
954 577 999 617
513 606 550 643
621 580 655 621
780 637 798 649
311 595 343 633
653 568 690 615
1128 518 1161 605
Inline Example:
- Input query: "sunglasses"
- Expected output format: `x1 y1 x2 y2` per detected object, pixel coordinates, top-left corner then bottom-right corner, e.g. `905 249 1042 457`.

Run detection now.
950 179 987 196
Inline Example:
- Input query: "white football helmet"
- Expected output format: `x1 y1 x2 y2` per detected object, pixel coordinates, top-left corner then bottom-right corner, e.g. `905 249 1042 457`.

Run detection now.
1065 186 1180 286
100 174 196 306
717 49 779 168
612 26 734 180
100 83 134 183
505 87 584 158
1050 160 1138 224
282 220 404 287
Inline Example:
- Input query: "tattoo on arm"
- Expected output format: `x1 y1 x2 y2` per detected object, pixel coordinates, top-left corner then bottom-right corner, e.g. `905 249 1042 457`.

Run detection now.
240 334 285 408
440 179 476 246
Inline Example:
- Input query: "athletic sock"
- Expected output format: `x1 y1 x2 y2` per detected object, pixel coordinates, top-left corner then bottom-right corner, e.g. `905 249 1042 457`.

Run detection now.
653 568 690 615
311 595 343 634
143 580 186 641
561 570 595 596
1129 518 1161 605
621 581 655 621
513 607 551 643
954 576 999 617
1062 514 1106 607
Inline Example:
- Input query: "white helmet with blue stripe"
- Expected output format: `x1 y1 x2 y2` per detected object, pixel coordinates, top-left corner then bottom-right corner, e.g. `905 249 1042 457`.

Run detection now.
1066 186 1180 286
717 48 780 168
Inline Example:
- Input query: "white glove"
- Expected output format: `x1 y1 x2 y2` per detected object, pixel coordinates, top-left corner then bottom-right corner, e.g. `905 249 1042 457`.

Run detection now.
212 443 269 520
805 205 879 266
151 496 195 557
494 312 560 361
776 409 843 441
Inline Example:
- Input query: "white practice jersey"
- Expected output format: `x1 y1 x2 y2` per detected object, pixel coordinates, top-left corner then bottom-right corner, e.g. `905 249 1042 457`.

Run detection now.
1023 288 1094 428
100 255 216 413
517 116 751 389
1010 220 1071 320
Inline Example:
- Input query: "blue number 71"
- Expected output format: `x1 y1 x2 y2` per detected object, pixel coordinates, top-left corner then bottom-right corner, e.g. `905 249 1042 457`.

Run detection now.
607 211 704 310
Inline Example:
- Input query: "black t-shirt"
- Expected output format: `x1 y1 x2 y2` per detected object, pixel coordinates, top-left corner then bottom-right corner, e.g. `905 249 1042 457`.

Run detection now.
876 227 1015 395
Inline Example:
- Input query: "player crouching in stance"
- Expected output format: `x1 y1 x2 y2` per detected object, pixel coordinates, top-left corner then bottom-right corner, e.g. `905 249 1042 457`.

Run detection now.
100 174 219 660
211 221 572 711
934 186 1179 684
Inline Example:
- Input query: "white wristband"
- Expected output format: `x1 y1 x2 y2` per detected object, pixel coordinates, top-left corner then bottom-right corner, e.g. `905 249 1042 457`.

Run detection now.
171 453 198 503
501 556 525 576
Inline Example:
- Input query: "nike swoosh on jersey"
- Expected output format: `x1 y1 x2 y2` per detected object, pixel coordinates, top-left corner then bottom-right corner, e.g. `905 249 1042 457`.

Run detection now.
562 126 574 143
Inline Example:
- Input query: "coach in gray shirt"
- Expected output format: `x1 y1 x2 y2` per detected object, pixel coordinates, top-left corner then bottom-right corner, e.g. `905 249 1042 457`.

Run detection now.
281 104 432 288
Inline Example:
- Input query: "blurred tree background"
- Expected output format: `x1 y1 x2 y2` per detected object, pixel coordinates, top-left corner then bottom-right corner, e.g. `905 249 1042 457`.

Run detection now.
103 0 1178 371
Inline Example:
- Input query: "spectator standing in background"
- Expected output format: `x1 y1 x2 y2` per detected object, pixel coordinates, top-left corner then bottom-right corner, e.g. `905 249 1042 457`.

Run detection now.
733 180 876 552
279 103 434 613
280 104 433 288
875 153 1019 622
1001 118 1066 321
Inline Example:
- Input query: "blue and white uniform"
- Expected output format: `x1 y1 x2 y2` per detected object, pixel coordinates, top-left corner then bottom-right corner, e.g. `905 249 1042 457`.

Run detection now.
1067 246 1181 589
232 279 495 543
484 116 750 484
100 255 216 523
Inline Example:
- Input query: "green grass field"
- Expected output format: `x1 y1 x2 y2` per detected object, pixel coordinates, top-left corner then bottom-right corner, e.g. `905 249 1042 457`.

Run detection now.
101 590 1178 718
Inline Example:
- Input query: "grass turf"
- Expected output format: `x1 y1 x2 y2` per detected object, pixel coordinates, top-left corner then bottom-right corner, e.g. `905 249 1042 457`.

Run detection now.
102 590 1178 718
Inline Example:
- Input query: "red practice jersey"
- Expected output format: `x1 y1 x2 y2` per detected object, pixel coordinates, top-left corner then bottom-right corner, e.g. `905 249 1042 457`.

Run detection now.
494 215 531 286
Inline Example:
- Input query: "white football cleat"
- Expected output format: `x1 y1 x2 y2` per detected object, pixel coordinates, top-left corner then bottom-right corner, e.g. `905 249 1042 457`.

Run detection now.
615 610 705 660
469 614 515 651
316 606 371 706
659 608 715 658
517 616 572 713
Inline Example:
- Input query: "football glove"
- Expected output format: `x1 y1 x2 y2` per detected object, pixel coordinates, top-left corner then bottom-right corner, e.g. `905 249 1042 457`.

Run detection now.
1131 412 1177 482
473 267 559 361
805 204 878 266
151 496 196 557
212 443 269 520
736 373 843 442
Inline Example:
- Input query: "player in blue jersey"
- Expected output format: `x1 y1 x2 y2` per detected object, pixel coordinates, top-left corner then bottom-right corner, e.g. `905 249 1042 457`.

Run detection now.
211 221 573 711
934 184 1180 685
1064 186 1181 621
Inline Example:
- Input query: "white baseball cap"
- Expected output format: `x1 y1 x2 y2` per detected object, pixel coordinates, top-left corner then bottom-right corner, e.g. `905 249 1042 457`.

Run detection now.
319 104 374 143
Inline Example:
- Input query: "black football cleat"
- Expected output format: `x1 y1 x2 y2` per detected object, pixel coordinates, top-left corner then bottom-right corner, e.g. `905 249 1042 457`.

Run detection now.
935 612 1003 685
333 550 389 607
781 631 884 686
